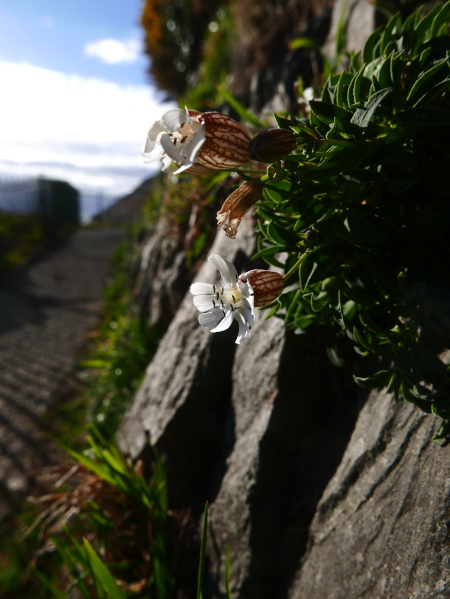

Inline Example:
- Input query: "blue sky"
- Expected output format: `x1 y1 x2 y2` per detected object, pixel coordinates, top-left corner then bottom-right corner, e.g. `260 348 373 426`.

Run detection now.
0 0 174 197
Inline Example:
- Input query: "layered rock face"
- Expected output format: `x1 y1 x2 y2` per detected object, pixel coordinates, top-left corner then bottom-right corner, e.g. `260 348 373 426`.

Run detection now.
120 219 450 597
120 1 447 596
290 383 450 599
119 214 359 597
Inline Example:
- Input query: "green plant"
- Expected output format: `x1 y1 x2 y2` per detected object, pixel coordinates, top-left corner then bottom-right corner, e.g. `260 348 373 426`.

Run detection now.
196 503 232 599
253 2 450 436
29 425 174 598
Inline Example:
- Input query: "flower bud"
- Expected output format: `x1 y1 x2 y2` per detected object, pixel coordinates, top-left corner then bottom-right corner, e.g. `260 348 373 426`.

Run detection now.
267 164 286 183
183 161 214 176
190 111 252 170
305 229 318 242
217 179 263 239
248 128 297 163
239 269 284 307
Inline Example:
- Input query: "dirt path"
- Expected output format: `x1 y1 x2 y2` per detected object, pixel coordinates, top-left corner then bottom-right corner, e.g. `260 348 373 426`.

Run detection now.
0 228 125 521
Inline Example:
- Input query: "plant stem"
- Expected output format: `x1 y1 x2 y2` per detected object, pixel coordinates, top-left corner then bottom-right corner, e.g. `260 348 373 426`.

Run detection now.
283 253 308 281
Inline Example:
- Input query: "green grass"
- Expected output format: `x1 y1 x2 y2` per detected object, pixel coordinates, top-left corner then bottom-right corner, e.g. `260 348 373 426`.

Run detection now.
0 212 46 271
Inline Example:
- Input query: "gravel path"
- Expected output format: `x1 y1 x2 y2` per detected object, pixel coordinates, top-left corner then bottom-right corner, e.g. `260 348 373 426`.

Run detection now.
0 228 125 521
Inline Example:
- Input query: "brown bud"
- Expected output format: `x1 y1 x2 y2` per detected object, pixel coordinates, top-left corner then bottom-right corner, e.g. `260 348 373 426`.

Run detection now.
217 179 263 239
248 128 297 163
305 229 318 242
239 269 284 307
194 111 252 170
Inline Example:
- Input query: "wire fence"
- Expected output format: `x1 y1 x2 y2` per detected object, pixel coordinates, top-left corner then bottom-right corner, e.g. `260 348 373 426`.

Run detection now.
0 175 121 271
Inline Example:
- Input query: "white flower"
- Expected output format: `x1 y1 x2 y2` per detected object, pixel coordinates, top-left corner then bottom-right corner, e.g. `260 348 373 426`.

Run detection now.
143 107 206 174
190 254 255 344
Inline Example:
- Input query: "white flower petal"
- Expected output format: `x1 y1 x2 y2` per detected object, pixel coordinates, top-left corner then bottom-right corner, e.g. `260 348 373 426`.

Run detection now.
173 128 206 174
185 127 206 160
193 295 216 312
142 144 165 163
190 282 215 295
161 108 190 133
161 154 173 171
160 133 184 164
235 311 250 344
240 299 254 327
198 309 224 329
208 255 238 286
210 308 234 333
144 120 165 152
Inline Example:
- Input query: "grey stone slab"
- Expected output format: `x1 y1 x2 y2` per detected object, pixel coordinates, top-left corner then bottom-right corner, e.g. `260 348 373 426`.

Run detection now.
289 371 450 599
118 214 257 506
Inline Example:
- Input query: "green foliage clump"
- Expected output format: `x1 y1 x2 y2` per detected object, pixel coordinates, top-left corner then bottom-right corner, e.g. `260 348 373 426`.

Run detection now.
255 3 450 436
30 426 174 599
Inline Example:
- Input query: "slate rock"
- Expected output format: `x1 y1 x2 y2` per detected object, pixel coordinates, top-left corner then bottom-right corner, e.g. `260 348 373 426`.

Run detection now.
204 327 359 599
133 220 190 334
118 214 257 508
289 377 450 599
324 0 376 58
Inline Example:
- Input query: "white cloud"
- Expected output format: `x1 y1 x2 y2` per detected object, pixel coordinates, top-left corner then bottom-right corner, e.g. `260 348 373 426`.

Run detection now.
0 60 175 195
84 38 141 65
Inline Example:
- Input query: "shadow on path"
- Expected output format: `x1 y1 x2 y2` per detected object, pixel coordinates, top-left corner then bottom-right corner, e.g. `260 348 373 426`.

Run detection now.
0 228 125 522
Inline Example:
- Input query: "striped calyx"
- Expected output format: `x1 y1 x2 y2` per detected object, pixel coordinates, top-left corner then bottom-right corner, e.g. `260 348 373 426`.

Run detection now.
239 270 284 307
248 128 297 163
217 179 263 239
192 111 252 170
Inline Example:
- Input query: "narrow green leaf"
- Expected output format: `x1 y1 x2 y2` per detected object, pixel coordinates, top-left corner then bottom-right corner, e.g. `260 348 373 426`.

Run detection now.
84 539 126 599
350 87 392 127
354 370 393 389
225 543 232 599
352 66 366 105
362 27 383 63
290 36 321 51
385 10 402 33
197 503 209 599
354 326 380 352
432 418 450 441
300 253 319 290
378 52 394 88
251 245 286 261
309 100 351 123
430 1 450 38
412 77 450 108
336 71 347 107
412 3 449 55
402 11 417 42
407 58 448 103
274 113 295 130
311 290 330 312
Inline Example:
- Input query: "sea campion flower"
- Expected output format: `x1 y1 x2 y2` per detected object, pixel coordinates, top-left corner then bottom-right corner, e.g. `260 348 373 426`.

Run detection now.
143 108 206 174
217 179 263 239
143 108 252 174
190 255 255 344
